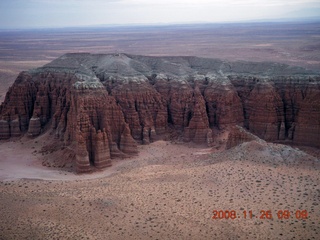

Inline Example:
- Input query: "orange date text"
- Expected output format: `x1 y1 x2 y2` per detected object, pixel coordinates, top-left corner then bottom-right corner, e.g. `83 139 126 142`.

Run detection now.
211 210 308 220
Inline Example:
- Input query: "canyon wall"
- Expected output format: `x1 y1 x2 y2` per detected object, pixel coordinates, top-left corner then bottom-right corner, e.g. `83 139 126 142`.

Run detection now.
0 53 319 172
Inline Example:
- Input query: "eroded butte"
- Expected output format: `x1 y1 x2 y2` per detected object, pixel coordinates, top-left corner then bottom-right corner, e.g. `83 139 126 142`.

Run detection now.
0 53 319 173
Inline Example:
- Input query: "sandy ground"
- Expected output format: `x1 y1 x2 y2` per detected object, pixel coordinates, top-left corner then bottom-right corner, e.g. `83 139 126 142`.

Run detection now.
0 138 319 240
0 138 120 182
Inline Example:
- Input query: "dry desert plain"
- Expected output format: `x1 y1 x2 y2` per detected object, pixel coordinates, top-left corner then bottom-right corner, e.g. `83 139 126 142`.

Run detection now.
0 22 320 239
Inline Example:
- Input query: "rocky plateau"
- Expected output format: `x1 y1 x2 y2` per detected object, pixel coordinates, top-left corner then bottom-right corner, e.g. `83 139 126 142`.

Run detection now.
0 53 319 172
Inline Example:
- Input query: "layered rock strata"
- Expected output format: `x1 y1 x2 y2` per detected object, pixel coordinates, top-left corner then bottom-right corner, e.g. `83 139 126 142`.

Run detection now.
0 53 319 172
226 125 261 149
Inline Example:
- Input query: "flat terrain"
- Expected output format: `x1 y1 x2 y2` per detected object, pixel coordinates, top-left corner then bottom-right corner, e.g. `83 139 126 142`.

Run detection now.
1 22 320 102
0 22 320 239
0 138 319 239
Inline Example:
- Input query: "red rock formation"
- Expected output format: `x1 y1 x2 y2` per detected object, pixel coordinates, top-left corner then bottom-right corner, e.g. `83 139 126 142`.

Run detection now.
119 124 138 154
0 69 139 172
183 86 211 143
230 77 286 142
244 81 283 141
0 72 37 138
91 128 112 169
292 80 320 147
0 53 319 173
28 117 41 137
75 132 91 173
226 125 260 149
0 120 10 138
231 76 320 148
167 80 194 130
110 81 167 143
203 79 243 128
72 89 138 170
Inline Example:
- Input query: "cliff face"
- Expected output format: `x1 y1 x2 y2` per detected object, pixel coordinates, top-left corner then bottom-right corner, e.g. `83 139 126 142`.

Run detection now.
1 53 319 172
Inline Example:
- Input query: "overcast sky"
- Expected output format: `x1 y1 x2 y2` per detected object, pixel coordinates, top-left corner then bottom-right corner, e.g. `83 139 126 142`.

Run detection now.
0 0 319 29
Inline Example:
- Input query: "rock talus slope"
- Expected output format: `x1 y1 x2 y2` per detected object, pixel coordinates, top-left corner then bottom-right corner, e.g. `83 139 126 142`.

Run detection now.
0 53 319 172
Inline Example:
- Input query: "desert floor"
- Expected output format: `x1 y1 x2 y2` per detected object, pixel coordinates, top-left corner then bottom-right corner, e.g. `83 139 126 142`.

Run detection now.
0 137 319 240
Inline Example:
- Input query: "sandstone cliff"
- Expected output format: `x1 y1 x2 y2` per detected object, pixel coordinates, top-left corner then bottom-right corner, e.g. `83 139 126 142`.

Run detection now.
0 53 319 172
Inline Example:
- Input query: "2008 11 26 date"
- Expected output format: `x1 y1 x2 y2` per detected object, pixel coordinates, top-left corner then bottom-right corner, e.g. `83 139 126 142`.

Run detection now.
212 210 308 220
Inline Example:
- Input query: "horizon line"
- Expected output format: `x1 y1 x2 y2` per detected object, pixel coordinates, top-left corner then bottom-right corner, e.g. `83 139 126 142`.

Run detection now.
1 17 320 32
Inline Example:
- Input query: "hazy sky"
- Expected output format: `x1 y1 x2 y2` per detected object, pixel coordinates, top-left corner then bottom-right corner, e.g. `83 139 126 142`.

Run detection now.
0 0 319 29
